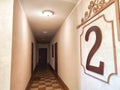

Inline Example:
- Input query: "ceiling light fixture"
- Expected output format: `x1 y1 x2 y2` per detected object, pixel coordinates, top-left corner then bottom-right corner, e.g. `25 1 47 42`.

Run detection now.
43 31 48 34
42 10 54 17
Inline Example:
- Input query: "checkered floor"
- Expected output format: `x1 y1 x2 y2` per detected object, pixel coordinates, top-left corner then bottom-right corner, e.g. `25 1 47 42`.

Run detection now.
28 65 64 90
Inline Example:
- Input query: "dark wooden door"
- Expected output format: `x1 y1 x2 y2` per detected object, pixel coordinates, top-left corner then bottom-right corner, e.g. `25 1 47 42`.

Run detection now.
39 48 47 66
55 43 58 74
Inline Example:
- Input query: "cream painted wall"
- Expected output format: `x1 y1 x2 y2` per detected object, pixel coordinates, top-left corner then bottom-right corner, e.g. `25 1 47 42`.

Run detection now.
0 0 14 90
10 0 36 90
77 1 120 90
50 0 120 90
50 2 80 89
37 44 50 64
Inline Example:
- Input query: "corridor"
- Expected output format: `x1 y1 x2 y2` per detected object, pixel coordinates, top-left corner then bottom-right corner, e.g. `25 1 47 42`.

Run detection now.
1 0 120 90
27 65 65 90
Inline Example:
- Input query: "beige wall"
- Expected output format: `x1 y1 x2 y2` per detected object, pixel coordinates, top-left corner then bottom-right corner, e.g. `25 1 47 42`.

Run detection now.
37 44 50 64
10 0 36 90
50 0 120 90
77 1 120 90
0 0 14 90
50 2 80 89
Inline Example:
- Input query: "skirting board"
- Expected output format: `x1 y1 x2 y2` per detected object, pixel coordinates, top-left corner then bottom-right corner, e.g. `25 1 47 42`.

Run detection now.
49 64 69 90
25 66 38 90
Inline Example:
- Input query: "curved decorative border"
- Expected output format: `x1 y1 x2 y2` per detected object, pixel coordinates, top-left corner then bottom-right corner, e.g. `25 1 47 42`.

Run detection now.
80 15 117 83
115 0 120 41
77 0 115 29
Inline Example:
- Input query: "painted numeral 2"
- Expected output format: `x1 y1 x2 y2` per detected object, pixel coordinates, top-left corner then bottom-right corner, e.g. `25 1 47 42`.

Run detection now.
85 26 104 75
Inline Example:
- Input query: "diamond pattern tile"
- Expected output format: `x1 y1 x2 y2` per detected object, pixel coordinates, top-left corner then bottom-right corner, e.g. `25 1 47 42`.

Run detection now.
28 65 65 90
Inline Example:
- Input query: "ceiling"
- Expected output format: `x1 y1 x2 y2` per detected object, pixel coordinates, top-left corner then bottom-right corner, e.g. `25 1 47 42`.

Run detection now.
19 0 79 43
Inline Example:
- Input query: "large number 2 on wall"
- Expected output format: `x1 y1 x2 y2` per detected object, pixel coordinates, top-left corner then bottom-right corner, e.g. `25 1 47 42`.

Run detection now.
85 26 104 75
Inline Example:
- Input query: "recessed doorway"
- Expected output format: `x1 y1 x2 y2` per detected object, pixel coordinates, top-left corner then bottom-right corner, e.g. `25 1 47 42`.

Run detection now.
39 48 47 67
55 43 58 74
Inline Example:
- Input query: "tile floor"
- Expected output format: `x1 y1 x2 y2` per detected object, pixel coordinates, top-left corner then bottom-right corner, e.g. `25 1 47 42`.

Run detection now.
28 65 64 90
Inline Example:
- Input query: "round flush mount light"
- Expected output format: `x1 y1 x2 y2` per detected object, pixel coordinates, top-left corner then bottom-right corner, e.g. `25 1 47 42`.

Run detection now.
42 10 54 16
42 31 48 34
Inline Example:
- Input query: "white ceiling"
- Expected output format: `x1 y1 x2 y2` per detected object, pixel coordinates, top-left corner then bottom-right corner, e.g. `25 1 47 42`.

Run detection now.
19 0 79 43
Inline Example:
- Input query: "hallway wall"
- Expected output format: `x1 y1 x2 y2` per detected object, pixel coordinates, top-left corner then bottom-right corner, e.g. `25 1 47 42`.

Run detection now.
0 0 14 90
50 0 120 90
10 0 36 90
50 2 80 89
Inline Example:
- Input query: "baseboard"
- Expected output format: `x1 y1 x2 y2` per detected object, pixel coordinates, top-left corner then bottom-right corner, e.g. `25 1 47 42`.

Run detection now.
49 64 69 90
25 65 38 90
57 75 69 90
25 77 31 90
49 64 55 72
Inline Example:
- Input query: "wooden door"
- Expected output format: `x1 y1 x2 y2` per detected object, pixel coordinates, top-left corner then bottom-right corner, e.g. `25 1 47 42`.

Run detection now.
55 43 58 74
39 48 47 66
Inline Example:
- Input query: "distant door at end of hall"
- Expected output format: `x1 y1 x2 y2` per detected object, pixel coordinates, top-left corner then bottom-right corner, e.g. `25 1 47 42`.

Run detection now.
39 48 47 66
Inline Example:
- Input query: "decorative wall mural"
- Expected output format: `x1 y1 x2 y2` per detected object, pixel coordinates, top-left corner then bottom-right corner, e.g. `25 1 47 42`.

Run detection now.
80 15 117 83
115 0 120 40
77 0 120 40
77 0 115 29
85 26 104 75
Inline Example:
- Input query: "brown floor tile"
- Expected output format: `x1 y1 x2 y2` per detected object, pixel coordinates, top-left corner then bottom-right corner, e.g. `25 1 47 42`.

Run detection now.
28 65 64 90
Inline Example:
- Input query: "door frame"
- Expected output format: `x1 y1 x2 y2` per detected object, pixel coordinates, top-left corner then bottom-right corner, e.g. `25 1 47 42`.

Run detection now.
31 42 34 74
55 43 58 74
